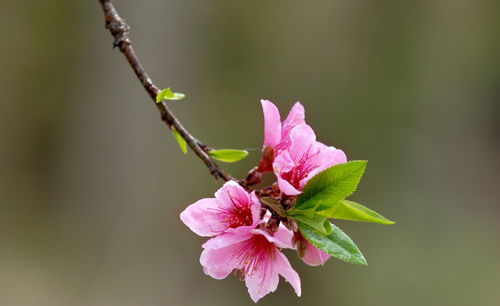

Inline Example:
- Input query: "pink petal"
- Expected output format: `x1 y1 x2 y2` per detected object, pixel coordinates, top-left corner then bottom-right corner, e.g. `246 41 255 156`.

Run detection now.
334 148 347 163
214 180 251 211
261 100 282 148
274 251 301 297
312 145 347 169
281 102 305 139
200 243 240 280
277 176 301 196
180 198 227 237
202 230 252 250
300 146 347 188
301 242 330 266
272 225 295 249
288 124 316 162
245 250 279 303
273 150 295 174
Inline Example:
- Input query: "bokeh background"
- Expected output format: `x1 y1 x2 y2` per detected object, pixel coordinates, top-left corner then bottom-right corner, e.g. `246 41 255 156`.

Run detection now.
1 0 499 305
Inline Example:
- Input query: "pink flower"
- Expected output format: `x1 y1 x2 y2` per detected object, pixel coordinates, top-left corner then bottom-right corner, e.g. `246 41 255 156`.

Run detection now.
201 226 301 302
180 181 261 237
273 124 347 195
261 100 347 195
261 100 346 266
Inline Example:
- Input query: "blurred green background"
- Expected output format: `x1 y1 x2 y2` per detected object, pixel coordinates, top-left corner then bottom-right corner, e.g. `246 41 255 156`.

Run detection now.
1 0 499 305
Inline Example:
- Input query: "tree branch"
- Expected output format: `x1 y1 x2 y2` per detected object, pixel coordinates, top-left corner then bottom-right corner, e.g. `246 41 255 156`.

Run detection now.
97 0 232 182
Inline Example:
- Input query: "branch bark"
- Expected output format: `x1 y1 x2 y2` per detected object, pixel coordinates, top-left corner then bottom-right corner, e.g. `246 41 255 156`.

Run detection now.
97 0 232 182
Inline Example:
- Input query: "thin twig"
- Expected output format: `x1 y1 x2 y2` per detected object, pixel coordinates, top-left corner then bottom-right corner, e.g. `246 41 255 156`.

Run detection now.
97 0 232 181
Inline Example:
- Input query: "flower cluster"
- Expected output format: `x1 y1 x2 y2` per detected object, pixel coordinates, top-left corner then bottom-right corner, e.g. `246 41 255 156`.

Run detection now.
180 100 348 302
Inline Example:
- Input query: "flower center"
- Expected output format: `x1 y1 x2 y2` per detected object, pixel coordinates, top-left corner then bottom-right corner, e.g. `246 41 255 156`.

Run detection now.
281 147 320 189
211 194 254 230
226 205 253 228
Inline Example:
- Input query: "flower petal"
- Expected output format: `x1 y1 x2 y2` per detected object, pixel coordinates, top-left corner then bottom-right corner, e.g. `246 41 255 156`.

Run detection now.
300 146 347 188
274 251 301 297
288 124 316 162
200 243 241 280
277 176 301 196
180 198 227 237
214 180 251 211
245 250 279 303
272 225 295 249
261 99 282 148
301 242 330 266
281 102 305 139
202 230 252 250
273 150 295 174
309 145 347 171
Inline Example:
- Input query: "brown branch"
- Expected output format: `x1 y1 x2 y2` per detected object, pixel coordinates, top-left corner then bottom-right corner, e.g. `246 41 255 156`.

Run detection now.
97 0 232 182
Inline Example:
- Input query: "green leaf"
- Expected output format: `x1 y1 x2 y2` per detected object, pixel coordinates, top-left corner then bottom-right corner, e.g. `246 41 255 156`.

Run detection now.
298 222 367 265
171 129 187 154
156 88 186 103
290 161 367 215
293 213 332 235
318 199 395 225
208 149 248 163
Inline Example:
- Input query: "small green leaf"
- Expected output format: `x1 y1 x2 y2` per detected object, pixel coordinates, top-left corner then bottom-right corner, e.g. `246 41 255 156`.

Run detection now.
156 88 186 103
260 197 286 218
318 199 395 225
171 129 187 154
209 149 248 163
298 222 367 265
293 213 331 235
290 161 367 215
